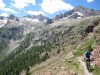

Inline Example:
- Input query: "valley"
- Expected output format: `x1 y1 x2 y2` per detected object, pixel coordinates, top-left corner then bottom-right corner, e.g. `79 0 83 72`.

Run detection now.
0 6 100 75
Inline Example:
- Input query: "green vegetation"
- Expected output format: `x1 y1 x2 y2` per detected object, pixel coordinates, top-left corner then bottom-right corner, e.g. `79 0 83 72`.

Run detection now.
93 65 100 75
65 57 84 75
0 16 100 75
30 66 45 75
0 27 23 40
0 26 23 59
79 19 90 27
0 39 9 59
0 43 52 75
0 31 52 75
65 57 80 69
74 38 96 57
0 27 67 75
73 50 86 57
13 32 35 55
80 38 96 50
0 39 9 52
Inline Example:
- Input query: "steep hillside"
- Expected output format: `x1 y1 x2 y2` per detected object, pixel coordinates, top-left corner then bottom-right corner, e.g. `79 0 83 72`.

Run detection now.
29 16 100 75
0 26 23 60
0 14 52 59
0 5 100 74
0 15 100 75
0 6 99 60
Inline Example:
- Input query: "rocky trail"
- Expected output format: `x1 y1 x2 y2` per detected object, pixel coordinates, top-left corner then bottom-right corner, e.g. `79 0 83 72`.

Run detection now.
28 50 83 75
24 49 95 75
77 57 93 75
28 50 77 75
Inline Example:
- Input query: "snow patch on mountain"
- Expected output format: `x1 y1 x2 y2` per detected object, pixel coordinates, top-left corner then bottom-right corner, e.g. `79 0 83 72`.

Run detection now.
77 17 82 19
76 12 83 16
63 17 68 20
43 19 47 22
32 19 39 22
19 17 40 22
0 19 7 28
25 17 40 22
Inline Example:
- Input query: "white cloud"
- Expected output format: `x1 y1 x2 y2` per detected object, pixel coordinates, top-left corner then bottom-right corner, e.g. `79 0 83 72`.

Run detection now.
27 11 45 15
0 0 6 8
2 8 17 13
87 0 94 2
0 0 17 13
11 0 36 9
40 0 74 14
0 13 8 17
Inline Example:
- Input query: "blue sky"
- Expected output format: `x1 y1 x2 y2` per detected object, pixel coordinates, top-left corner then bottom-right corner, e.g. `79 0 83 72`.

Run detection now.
0 0 100 18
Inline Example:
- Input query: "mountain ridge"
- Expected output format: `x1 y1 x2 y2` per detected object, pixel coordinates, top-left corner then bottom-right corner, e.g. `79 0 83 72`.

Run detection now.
0 5 100 75
1 6 100 21
53 6 100 20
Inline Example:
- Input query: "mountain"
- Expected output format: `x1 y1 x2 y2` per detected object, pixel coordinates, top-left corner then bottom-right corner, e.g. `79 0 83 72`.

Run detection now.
0 14 53 60
54 6 100 20
24 14 53 24
0 16 6 20
8 14 17 19
0 15 100 75
23 14 48 22
0 14 52 28
0 6 100 75
1 6 100 28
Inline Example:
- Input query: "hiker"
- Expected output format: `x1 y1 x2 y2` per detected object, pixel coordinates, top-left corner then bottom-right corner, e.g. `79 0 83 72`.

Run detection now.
83 49 92 72
84 49 92 60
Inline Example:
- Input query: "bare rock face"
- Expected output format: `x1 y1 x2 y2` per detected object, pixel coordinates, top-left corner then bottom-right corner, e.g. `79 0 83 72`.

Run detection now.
53 6 100 20
8 14 16 19
0 16 6 20
92 46 100 67
84 17 100 36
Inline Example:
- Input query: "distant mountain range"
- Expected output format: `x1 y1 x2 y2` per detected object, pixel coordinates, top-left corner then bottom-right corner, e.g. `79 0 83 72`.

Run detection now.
0 6 100 36
0 6 100 38
1 6 100 22
0 5 100 75
53 6 100 20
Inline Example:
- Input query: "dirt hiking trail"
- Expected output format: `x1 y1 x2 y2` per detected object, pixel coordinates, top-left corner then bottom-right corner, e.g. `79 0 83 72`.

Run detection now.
77 57 93 75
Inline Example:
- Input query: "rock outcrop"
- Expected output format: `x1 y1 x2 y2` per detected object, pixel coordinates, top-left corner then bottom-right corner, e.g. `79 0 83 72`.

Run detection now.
92 46 100 67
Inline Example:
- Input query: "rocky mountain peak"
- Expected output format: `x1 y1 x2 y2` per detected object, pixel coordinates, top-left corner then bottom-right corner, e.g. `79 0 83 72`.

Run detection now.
35 14 48 21
75 6 87 10
23 14 50 22
73 6 96 16
0 16 6 20
8 14 17 19
53 6 100 20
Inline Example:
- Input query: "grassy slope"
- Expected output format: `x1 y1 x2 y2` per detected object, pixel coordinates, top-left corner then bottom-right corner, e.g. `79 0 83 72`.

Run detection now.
28 46 85 75
27 17 100 75
73 17 100 75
